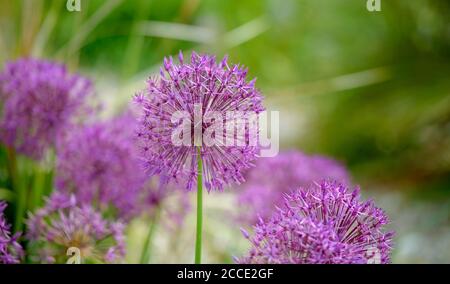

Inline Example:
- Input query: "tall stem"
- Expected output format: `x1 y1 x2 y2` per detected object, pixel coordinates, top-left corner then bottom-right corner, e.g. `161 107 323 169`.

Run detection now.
30 166 45 210
6 147 24 232
140 207 160 264
194 148 203 264
31 151 54 210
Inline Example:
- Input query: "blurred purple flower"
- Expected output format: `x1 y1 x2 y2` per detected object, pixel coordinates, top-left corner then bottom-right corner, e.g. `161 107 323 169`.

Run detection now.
0 201 24 264
134 51 264 191
55 113 189 222
55 114 148 220
0 58 93 160
237 181 394 264
26 193 126 264
237 151 350 224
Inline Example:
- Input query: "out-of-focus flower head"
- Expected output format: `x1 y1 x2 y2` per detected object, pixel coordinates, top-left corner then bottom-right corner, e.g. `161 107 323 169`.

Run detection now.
55 113 190 223
134 51 264 192
0 201 24 264
237 150 350 224
26 193 126 264
55 114 147 220
237 180 394 264
0 58 93 160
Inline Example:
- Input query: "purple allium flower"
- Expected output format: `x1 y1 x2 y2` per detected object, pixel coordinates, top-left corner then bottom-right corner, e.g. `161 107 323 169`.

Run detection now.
0 201 24 264
26 193 126 264
134 51 264 191
238 151 350 224
55 113 190 222
0 58 93 160
55 114 147 220
237 181 394 264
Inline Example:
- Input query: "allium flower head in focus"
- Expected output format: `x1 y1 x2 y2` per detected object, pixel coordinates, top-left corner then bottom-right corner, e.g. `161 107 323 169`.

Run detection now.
26 193 126 264
238 181 394 264
0 201 24 264
238 151 350 224
134 52 264 191
0 58 93 159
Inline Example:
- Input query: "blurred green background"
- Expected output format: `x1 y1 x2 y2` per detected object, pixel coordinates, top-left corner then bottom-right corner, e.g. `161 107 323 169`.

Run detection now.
0 0 449 263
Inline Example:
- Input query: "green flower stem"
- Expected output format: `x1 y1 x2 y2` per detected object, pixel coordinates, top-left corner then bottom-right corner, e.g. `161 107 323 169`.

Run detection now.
31 152 54 210
30 166 45 210
194 147 203 264
6 147 25 232
140 207 160 264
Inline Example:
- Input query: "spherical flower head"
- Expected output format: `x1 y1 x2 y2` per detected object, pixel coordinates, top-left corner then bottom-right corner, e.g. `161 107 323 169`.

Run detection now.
238 151 350 224
0 58 93 160
237 181 394 264
0 201 24 264
55 114 147 220
26 193 126 264
134 51 265 191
